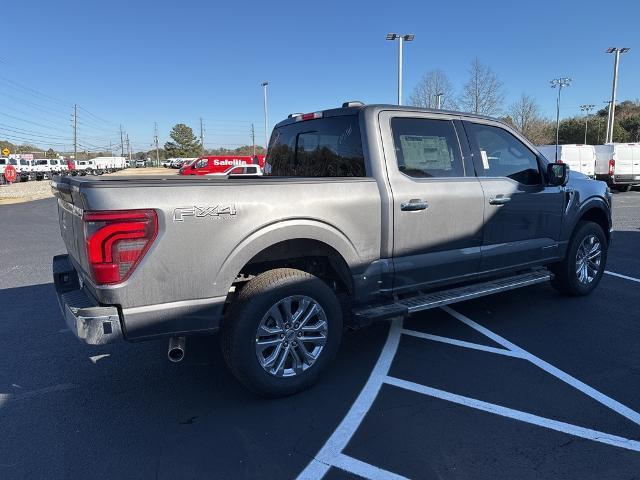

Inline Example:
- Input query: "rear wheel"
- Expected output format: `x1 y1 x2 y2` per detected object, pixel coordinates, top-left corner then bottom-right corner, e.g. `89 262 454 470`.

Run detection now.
614 185 631 192
220 268 342 397
551 221 607 296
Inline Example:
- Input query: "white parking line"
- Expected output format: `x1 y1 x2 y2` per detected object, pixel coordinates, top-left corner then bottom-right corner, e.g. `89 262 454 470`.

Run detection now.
297 318 403 480
385 375 640 453
605 270 640 283
442 306 640 426
331 454 409 480
401 328 522 358
299 303 640 480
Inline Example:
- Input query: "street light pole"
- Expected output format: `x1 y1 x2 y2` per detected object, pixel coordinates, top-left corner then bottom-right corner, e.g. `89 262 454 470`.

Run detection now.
261 81 269 150
435 92 443 110
550 77 572 162
605 47 630 143
386 33 414 106
579 104 595 144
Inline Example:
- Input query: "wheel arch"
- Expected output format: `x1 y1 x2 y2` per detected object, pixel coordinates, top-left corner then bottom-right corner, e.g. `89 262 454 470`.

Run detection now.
214 219 362 298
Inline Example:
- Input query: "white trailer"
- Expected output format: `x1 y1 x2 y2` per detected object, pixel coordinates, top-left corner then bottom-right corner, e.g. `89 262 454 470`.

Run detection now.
594 143 640 191
537 144 597 178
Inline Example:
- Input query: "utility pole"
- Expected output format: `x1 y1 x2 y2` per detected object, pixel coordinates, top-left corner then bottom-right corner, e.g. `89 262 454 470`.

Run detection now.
386 33 415 106
119 125 124 157
261 81 269 149
199 117 205 155
251 123 256 156
125 133 131 162
73 104 77 161
154 122 160 167
605 47 630 143
550 77 572 161
579 104 595 144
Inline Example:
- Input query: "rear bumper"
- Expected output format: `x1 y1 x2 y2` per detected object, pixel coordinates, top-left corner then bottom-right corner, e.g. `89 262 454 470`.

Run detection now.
53 254 226 343
597 173 640 185
53 254 123 345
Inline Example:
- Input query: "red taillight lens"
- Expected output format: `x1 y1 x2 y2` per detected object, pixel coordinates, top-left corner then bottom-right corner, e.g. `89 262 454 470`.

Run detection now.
608 159 615 175
83 209 157 285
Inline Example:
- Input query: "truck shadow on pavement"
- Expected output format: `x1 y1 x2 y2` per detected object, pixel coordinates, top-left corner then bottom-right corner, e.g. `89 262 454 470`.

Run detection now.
0 282 389 480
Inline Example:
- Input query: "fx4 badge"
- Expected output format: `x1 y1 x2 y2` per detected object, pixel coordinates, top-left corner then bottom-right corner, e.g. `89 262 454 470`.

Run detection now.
173 205 237 222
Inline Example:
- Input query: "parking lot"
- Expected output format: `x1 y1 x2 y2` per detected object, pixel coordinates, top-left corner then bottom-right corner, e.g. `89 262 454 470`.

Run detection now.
1 190 639 480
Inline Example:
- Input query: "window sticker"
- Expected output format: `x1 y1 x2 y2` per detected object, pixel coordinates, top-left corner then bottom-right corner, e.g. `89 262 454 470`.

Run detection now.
480 150 490 170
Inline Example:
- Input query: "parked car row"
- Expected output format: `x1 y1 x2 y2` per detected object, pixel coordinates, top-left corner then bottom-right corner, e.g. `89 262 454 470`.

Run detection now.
162 158 198 169
0 156 129 183
537 143 640 191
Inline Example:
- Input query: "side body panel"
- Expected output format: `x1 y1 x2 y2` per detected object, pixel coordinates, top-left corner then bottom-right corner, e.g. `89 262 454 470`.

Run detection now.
67 177 382 339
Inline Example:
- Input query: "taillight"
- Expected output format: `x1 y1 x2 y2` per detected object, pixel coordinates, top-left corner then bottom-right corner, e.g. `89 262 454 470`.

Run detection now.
83 209 157 285
557 159 563 164
608 159 615 176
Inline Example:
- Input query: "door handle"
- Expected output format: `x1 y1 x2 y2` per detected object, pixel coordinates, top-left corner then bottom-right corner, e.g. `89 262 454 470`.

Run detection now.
401 199 428 211
489 195 511 205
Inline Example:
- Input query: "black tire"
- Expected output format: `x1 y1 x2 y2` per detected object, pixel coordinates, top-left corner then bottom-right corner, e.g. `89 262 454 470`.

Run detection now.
550 221 607 296
220 268 343 397
614 185 631 192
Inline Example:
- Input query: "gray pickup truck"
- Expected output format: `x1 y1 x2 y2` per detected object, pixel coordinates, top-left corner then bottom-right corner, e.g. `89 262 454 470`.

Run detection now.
52 103 613 396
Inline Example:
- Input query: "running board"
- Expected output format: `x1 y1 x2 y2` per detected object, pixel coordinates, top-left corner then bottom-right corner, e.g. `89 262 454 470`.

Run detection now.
352 269 552 323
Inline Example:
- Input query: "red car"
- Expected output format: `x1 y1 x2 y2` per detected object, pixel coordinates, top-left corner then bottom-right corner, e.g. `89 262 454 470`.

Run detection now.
179 155 265 176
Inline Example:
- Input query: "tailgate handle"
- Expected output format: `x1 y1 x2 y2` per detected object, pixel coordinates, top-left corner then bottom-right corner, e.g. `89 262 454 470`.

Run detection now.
401 199 428 211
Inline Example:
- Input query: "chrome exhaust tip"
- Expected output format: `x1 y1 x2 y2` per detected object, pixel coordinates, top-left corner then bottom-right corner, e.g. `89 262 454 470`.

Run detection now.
168 336 186 363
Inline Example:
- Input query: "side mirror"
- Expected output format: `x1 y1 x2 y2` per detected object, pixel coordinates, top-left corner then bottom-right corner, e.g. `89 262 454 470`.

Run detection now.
547 162 569 186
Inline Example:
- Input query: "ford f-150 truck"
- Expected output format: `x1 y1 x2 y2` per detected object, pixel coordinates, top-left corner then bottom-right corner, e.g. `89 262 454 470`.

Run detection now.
52 103 613 397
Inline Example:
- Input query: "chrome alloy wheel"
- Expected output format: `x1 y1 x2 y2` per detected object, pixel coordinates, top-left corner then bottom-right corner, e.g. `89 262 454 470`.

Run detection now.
255 295 328 377
575 234 602 285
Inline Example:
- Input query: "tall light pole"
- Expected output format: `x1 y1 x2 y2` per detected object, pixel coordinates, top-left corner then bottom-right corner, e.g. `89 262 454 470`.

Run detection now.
605 47 630 143
602 100 612 144
579 104 595 144
386 33 414 105
550 77 572 161
435 92 443 109
261 81 269 150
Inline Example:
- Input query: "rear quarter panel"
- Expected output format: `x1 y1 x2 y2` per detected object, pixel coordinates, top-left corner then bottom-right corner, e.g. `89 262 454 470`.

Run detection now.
78 178 382 309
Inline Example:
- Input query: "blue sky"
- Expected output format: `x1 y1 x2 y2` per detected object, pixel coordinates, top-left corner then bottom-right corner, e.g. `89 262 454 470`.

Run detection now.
1 0 638 152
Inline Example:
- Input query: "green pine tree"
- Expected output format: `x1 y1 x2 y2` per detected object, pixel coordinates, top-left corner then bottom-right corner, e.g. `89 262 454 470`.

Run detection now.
164 124 201 157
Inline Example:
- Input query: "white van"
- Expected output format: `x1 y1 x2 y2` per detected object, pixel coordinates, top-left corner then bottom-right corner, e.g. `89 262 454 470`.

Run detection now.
537 144 596 179
594 143 640 192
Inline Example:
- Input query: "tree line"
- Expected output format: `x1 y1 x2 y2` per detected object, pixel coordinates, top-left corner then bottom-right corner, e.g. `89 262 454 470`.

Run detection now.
409 58 640 145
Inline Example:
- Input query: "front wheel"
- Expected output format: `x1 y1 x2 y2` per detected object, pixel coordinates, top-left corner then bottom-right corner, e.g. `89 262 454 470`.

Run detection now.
220 268 343 397
550 221 607 296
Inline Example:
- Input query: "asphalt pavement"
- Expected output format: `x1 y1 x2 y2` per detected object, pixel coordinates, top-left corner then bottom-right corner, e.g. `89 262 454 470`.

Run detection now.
1 190 639 480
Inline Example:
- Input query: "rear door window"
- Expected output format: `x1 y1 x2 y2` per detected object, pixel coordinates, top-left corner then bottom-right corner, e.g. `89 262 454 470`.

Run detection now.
266 115 365 177
391 117 464 178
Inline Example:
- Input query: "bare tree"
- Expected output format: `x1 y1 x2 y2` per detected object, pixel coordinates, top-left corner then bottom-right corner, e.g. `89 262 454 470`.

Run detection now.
508 93 542 137
459 58 505 116
409 70 457 110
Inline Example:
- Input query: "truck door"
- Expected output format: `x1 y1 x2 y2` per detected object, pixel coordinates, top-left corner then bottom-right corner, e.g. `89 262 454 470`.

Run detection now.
379 111 485 292
463 120 565 272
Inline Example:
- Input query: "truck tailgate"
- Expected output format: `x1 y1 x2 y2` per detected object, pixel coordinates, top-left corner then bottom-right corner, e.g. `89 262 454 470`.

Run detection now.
51 179 85 269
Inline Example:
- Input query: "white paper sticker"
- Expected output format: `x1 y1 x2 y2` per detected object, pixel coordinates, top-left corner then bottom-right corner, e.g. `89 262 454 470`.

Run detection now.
480 150 490 170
